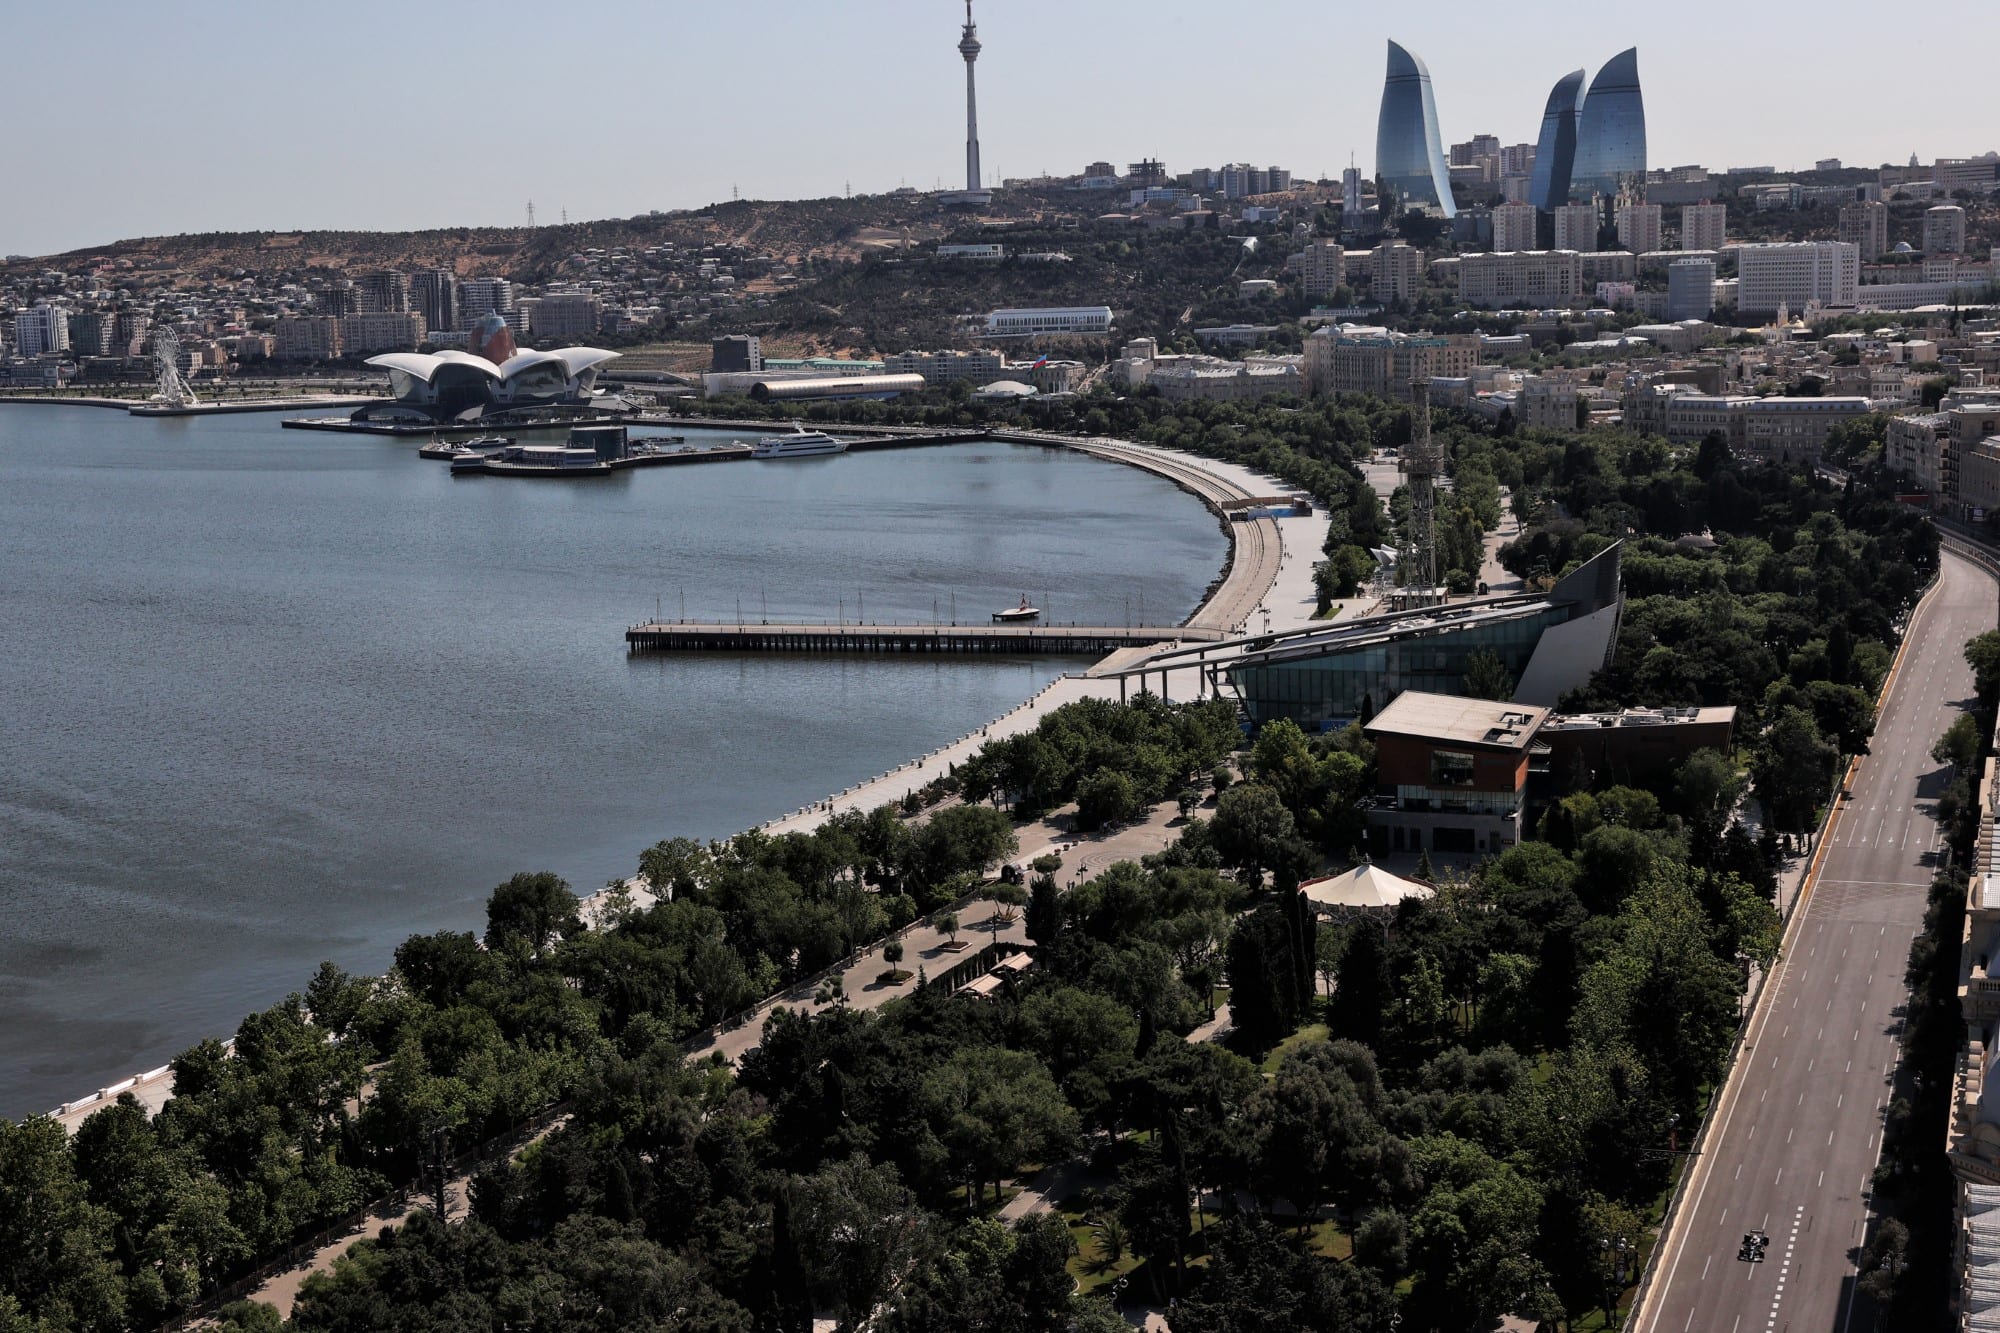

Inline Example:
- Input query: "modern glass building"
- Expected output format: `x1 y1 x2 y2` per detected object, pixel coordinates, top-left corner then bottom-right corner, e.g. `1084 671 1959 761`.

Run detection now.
1217 544 1623 728
1529 69 1585 212
1570 48 1646 203
1375 40 1456 219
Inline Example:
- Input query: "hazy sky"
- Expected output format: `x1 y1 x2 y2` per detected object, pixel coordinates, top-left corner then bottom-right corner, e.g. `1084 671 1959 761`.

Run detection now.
8 0 1998 257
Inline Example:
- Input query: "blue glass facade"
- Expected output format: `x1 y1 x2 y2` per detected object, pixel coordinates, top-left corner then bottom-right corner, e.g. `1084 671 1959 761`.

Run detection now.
1228 604 1575 728
1530 69 1585 213
1375 40 1456 219
1570 48 1646 203
1225 544 1624 729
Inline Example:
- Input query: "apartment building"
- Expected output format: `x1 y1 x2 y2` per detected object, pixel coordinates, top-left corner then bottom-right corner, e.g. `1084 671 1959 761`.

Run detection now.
1614 202 1662 254
1290 238 1347 298
1491 202 1538 254
1840 200 1890 262
1679 202 1727 253
273 316 343 361
1458 251 1583 308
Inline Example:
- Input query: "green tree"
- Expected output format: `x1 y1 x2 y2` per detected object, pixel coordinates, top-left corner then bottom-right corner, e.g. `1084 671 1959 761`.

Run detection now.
1462 648 1514 701
484 871 582 957
1752 707 1839 836
1209 783 1301 886
1227 905 1304 1049
1967 631 2000 708
1935 712 1984 776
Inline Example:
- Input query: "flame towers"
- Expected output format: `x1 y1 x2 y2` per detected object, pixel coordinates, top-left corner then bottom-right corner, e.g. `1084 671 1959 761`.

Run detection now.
1375 40 1456 219
1530 69 1585 212
1570 48 1647 202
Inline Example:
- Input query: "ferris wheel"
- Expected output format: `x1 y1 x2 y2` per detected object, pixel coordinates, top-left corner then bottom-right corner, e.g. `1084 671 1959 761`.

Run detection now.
151 327 200 408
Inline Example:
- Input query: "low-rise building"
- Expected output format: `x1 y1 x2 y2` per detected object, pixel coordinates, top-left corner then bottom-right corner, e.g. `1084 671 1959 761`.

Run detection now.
883 348 1006 384
1361 692 1550 857
1148 355 1301 402
1539 705 1736 786
982 306 1113 336
1518 377 1581 432
1302 325 1478 401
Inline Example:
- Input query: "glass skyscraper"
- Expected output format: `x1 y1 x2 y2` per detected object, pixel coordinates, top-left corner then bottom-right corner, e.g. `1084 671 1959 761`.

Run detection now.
1529 68 1585 212
1375 40 1456 219
1570 48 1646 203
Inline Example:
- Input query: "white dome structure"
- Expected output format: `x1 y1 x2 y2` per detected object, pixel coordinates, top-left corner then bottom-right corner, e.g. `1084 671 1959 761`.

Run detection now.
357 347 621 423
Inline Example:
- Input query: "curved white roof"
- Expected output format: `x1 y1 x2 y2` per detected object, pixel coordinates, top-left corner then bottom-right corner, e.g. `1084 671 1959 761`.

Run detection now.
367 346 619 385
365 350 506 384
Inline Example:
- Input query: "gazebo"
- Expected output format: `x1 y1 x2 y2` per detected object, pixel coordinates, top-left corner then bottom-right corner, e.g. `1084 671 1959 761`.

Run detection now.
1298 862 1435 917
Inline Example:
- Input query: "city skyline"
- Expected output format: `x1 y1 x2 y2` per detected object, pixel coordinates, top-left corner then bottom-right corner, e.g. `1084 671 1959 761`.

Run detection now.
5 0 1999 257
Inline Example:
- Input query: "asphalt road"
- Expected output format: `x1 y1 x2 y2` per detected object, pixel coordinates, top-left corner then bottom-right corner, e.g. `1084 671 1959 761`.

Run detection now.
1638 547 1995 1333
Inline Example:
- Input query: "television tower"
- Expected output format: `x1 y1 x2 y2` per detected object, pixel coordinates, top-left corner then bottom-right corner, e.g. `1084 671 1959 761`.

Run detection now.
1399 379 1442 603
959 1 982 192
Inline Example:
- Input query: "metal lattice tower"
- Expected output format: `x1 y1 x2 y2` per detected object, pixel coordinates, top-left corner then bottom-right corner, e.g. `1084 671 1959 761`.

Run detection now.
1399 378 1441 602
151 328 199 408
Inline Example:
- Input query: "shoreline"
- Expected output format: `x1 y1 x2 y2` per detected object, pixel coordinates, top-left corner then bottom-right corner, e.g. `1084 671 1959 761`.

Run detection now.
41 428 1311 1127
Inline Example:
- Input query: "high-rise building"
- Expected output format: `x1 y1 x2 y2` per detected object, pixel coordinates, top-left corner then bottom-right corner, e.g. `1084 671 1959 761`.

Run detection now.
67 312 111 357
1839 200 1889 261
1375 40 1456 217
1736 241 1859 314
112 310 150 356
1342 166 1364 219
524 293 605 340
1492 201 1538 253
1292 239 1347 297
458 278 516 327
1450 135 1500 167
1680 202 1727 252
411 270 458 336
1667 258 1717 320
1571 49 1646 202
357 271 409 314
1615 201 1662 253
1370 240 1426 304
1530 68 1585 211
13 303 68 357
316 281 360 317
1925 204 1968 256
1553 201 1599 252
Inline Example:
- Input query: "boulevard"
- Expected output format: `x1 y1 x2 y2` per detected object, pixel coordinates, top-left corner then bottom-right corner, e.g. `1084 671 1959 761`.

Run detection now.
1639 547 1997 1333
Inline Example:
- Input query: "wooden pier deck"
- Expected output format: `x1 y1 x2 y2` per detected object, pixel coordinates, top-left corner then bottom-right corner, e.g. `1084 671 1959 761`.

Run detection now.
625 622 1228 655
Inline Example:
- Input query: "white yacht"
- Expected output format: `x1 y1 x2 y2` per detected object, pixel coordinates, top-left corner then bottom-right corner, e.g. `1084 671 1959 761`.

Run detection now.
751 426 848 460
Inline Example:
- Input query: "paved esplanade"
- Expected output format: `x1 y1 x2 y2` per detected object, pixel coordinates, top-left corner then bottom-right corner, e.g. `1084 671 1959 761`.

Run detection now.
1638 548 1997 1333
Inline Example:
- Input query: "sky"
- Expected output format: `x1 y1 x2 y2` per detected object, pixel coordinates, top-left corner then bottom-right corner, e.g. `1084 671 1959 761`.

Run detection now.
7 0 1999 258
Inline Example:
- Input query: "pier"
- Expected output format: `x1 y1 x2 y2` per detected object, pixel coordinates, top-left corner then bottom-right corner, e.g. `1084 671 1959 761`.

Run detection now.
625 621 1226 655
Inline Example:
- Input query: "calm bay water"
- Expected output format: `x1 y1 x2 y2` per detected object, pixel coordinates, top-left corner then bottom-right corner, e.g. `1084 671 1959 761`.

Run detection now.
0 407 1221 1116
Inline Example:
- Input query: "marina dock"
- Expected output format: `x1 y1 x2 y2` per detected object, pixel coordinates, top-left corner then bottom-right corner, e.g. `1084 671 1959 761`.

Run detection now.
625 621 1227 655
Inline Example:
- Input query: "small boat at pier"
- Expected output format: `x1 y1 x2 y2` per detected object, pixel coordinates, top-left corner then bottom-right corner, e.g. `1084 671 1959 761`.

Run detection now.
992 596 1041 623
